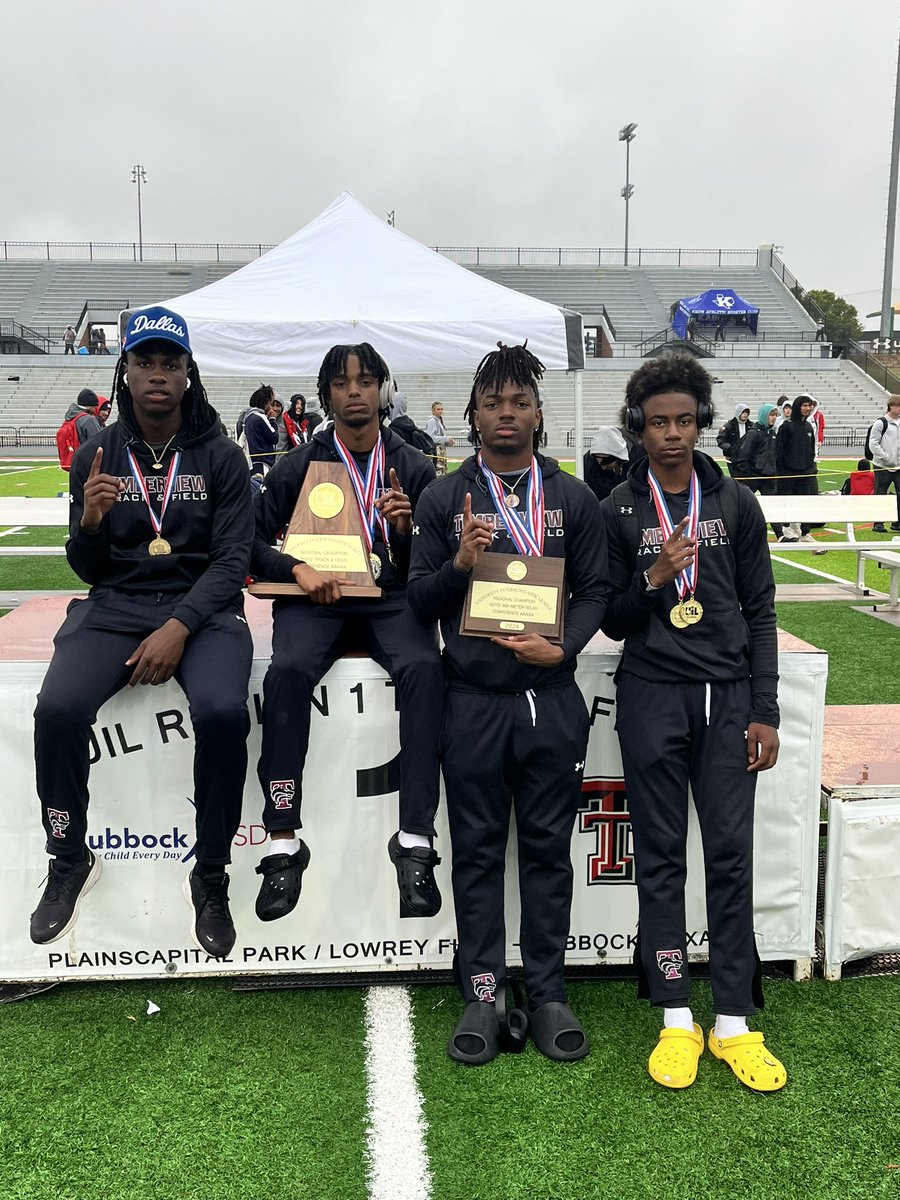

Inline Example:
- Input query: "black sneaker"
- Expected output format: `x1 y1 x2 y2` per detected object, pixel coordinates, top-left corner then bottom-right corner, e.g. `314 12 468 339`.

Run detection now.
30 850 101 945
183 870 236 959
873 524 887 533
890 523 900 532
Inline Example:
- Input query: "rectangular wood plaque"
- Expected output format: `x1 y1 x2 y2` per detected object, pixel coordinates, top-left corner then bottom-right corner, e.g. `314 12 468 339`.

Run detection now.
247 460 382 599
460 553 565 641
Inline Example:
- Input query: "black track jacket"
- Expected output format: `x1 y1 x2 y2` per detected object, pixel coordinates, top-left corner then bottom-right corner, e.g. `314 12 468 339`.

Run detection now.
407 453 609 691
66 408 253 633
250 424 435 594
600 451 779 727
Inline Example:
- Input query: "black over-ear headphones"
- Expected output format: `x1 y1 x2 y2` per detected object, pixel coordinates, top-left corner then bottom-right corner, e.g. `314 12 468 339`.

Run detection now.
625 395 713 434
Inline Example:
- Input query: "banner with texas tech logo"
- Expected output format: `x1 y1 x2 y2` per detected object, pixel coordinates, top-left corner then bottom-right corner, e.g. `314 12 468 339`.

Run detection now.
0 641 825 982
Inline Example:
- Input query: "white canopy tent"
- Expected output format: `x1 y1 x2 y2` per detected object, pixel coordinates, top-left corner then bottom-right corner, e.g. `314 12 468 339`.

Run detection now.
140 193 587 469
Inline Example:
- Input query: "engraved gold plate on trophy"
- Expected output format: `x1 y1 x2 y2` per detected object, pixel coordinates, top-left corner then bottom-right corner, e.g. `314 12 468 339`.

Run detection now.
460 553 564 641
248 461 382 598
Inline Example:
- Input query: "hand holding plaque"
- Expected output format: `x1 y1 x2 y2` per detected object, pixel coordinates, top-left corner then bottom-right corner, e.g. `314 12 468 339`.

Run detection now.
460 552 565 642
248 461 381 599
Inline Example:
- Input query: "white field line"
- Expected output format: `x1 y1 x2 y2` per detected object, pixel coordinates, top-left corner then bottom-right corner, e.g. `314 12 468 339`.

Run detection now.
0 526 26 539
364 986 432 1200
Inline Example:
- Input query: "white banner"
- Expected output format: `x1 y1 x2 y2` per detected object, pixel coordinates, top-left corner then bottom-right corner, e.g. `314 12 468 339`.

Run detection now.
0 645 826 982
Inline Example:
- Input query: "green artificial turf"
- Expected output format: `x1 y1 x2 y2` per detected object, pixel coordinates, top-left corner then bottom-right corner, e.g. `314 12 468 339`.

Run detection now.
412 979 900 1200
0 980 370 1200
0 461 68 499
774 601 900 704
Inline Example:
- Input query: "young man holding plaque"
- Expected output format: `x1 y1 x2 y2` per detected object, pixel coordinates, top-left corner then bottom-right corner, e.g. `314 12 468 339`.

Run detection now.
250 343 443 922
407 343 608 1066
30 306 254 959
600 354 785 1092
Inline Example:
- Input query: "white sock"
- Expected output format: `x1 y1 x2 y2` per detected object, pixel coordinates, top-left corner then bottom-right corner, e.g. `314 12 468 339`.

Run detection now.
663 1006 694 1031
714 1014 749 1039
398 830 431 850
267 835 301 857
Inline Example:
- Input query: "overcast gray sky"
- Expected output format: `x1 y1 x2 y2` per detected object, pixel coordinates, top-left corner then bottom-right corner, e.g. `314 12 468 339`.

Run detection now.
2 1 897 323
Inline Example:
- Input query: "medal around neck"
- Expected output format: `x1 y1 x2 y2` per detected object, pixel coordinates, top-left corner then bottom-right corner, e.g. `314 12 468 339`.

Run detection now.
247 460 382 599
148 536 172 557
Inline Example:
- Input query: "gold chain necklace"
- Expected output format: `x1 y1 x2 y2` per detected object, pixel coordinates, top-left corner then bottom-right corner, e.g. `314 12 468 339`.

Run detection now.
496 466 531 509
142 434 179 470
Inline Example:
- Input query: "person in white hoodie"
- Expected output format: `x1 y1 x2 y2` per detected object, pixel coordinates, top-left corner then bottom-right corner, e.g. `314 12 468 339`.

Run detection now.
871 395 900 532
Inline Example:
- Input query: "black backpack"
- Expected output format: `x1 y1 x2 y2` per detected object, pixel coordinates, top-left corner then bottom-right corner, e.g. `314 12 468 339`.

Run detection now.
864 417 888 462
409 427 437 459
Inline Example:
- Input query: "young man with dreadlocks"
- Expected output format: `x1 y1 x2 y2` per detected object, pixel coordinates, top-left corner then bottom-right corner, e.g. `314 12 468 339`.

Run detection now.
407 343 608 1065
30 306 254 959
600 353 786 1092
250 343 443 922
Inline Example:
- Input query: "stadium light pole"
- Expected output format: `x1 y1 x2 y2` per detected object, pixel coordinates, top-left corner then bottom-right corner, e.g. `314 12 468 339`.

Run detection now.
131 165 147 263
880 32 900 339
619 123 637 266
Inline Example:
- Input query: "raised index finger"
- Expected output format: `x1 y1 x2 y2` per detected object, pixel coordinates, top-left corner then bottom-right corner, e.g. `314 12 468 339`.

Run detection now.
463 492 472 524
389 467 402 493
87 447 103 477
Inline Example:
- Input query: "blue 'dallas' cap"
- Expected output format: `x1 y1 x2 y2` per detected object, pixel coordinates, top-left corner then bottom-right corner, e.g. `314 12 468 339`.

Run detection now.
123 306 192 356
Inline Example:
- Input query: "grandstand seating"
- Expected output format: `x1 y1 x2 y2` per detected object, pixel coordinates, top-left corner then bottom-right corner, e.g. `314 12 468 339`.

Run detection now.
0 359 889 454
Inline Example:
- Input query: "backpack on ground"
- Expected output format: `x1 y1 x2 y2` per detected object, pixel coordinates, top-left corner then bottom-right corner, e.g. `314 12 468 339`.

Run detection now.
864 417 888 461
55 413 85 471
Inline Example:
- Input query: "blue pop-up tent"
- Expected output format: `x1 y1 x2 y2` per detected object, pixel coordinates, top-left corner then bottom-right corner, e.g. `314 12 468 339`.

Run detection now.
672 288 759 338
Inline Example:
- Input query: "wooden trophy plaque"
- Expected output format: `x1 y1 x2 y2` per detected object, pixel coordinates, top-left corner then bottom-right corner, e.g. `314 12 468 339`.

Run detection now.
248 461 382 598
460 552 565 641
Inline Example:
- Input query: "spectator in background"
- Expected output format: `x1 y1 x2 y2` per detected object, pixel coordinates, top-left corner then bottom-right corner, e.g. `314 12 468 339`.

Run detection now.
97 327 109 355
65 389 103 446
299 394 324 441
870 394 900 532
775 396 826 553
715 403 751 476
95 397 113 427
841 459 874 497
731 403 785 539
279 395 305 453
242 383 279 476
89 325 101 355
714 317 726 342
815 319 826 342
389 391 421 446
425 401 454 476
803 395 825 460
583 427 629 504
773 395 790 431
63 326 76 355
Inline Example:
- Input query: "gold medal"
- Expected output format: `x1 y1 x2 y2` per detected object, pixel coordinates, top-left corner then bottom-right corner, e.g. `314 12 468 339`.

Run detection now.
505 494 520 508
681 597 703 625
308 482 344 519
669 603 688 629
369 551 382 581
148 536 172 556
506 559 527 581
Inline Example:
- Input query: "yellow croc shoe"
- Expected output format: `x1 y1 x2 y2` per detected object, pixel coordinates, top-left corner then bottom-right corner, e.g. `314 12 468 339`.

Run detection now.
648 1023 704 1089
707 1029 787 1092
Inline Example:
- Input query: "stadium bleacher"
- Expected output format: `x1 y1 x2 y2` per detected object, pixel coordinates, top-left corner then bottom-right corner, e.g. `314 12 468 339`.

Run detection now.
0 252 889 453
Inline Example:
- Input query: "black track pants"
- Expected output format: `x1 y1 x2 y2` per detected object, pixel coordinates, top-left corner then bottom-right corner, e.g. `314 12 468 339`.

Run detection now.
257 594 442 835
874 466 900 524
614 673 763 1016
441 681 590 1007
34 591 253 864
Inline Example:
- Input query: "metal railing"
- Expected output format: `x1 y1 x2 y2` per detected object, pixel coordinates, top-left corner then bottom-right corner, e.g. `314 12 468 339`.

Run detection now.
0 425 59 448
846 348 900 394
0 321 54 353
0 240 761 268
0 241 276 264
441 247 760 268
566 427 867 451
767 249 826 325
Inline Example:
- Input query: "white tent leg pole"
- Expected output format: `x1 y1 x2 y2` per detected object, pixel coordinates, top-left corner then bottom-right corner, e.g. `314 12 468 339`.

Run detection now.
573 370 584 479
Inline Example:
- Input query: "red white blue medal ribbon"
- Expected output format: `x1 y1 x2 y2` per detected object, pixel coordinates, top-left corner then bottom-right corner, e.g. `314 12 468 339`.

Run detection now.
126 446 181 539
332 432 390 553
477 452 544 556
646 467 700 600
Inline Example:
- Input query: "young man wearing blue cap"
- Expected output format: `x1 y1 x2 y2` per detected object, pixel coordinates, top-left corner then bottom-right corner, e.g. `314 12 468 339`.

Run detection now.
30 307 254 960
